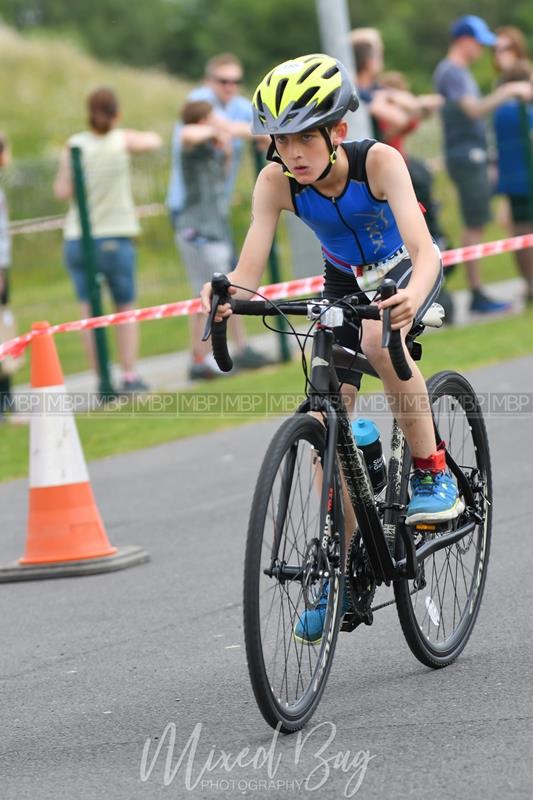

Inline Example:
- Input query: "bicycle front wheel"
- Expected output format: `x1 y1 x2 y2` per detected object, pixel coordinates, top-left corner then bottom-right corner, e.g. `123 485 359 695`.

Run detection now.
243 414 345 732
394 371 492 668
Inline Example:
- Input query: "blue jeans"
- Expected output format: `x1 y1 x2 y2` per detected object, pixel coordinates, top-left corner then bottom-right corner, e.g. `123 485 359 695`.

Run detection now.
64 237 136 305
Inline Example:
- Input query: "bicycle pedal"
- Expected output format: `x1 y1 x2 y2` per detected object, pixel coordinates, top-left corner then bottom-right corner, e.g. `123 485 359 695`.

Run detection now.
412 520 453 534
340 610 373 632
340 613 360 632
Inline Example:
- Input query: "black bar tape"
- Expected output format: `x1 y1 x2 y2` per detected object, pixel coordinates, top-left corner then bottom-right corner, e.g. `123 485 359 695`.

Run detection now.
379 277 412 381
232 300 271 315
211 319 233 372
389 329 412 381
232 300 310 316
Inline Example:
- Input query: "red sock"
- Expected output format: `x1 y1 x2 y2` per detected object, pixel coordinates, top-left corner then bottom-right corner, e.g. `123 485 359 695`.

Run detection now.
413 441 446 473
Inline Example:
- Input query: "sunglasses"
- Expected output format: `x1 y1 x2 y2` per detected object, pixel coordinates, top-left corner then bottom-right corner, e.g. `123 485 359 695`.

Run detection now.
213 76 243 86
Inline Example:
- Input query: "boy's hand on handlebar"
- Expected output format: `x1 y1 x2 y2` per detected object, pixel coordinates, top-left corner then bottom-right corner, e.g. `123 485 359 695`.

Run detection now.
200 281 237 321
378 288 417 331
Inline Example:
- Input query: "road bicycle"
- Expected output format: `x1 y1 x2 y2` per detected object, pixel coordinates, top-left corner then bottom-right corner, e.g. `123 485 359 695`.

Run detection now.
204 274 492 733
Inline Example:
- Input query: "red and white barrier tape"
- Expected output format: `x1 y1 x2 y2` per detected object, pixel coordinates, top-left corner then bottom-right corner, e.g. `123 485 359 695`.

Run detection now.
1 233 532 362
441 233 533 267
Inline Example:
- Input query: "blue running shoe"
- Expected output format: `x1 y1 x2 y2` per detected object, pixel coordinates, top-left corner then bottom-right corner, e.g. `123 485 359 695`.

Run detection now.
470 291 512 315
405 470 465 525
293 580 351 646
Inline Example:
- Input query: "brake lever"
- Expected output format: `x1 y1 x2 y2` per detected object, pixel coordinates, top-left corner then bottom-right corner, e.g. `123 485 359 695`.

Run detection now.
381 307 391 348
201 272 232 342
201 293 220 342
380 278 397 348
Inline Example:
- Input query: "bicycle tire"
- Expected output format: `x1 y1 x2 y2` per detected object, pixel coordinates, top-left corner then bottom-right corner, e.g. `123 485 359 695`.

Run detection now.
394 371 492 668
243 414 345 732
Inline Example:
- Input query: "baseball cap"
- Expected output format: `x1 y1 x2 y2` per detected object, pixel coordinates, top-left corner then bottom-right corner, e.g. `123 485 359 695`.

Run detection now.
450 15 497 46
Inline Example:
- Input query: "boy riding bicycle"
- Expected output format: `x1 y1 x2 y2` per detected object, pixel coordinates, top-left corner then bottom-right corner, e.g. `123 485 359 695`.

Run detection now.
201 54 464 643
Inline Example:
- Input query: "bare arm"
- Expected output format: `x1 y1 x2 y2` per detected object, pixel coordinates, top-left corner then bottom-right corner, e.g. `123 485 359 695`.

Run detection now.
368 92 411 136
212 115 253 139
180 123 218 149
53 147 72 201
201 164 286 315
122 129 163 153
379 88 420 113
459 81 532 119
367 144 439 328
381 88 443 117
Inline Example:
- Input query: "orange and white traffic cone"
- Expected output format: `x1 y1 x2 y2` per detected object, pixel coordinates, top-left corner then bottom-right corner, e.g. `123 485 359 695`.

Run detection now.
0 321 149 581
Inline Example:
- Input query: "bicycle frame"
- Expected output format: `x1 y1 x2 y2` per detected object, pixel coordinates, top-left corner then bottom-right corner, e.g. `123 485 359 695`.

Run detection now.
298 324 479 584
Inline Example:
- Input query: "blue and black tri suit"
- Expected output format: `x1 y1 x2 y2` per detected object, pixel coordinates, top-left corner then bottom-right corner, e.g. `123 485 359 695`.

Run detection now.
287 139 442 386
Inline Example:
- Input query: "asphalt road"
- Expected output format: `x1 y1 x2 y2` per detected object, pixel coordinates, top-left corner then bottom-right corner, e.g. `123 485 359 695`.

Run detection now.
1 356 532 800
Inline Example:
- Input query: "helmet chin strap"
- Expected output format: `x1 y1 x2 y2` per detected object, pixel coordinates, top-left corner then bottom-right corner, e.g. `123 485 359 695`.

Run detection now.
266 139 295 177
315 128 337 181
266 128 338 181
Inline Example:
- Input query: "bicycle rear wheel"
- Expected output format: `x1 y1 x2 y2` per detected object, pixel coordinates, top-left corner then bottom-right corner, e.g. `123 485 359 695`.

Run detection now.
243 414 345 732
394 371 492 667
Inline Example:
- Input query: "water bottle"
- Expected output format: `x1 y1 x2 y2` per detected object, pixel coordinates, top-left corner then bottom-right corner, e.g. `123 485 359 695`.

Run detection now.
352 417 387 492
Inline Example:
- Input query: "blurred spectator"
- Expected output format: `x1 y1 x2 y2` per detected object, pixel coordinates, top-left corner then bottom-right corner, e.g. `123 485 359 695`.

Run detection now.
378 70 443 157
54 88 162 392
377 70 454 321
353 40 453 320
433 15 532 314
493 26 529 80
0 133 12 417
492 26 530 247
353 40 410 140
493 59 533 304
167 53 271 372
352 30 442 142
175 100 236 379
349 27 384 60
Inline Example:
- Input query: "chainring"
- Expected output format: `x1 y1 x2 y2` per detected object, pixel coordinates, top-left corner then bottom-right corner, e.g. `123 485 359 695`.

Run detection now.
342 530 377 631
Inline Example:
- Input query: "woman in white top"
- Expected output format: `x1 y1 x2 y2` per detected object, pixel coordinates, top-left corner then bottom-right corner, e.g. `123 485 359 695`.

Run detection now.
54 87 162 391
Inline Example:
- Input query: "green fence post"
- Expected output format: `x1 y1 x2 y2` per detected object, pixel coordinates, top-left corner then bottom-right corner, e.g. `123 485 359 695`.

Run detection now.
70 146 115 396
251 144 291 363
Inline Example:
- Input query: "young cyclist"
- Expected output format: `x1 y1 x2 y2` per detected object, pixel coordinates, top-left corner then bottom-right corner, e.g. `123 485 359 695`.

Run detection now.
201 54 464 643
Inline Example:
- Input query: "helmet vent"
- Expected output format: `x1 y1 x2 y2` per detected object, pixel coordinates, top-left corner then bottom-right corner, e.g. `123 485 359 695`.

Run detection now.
275 78 288 114
322 66 338 80
292 87 320 110
320 93 335 112
297 63 320 83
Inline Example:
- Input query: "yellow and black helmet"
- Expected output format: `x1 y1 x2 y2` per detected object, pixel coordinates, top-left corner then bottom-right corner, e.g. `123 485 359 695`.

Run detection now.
252 53 359 135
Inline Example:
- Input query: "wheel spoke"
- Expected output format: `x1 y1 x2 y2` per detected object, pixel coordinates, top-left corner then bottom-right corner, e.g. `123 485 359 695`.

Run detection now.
246 418 343 729
397 375 491 661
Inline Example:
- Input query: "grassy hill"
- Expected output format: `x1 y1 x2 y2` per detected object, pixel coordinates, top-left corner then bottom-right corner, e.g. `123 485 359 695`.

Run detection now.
0 25 190 159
